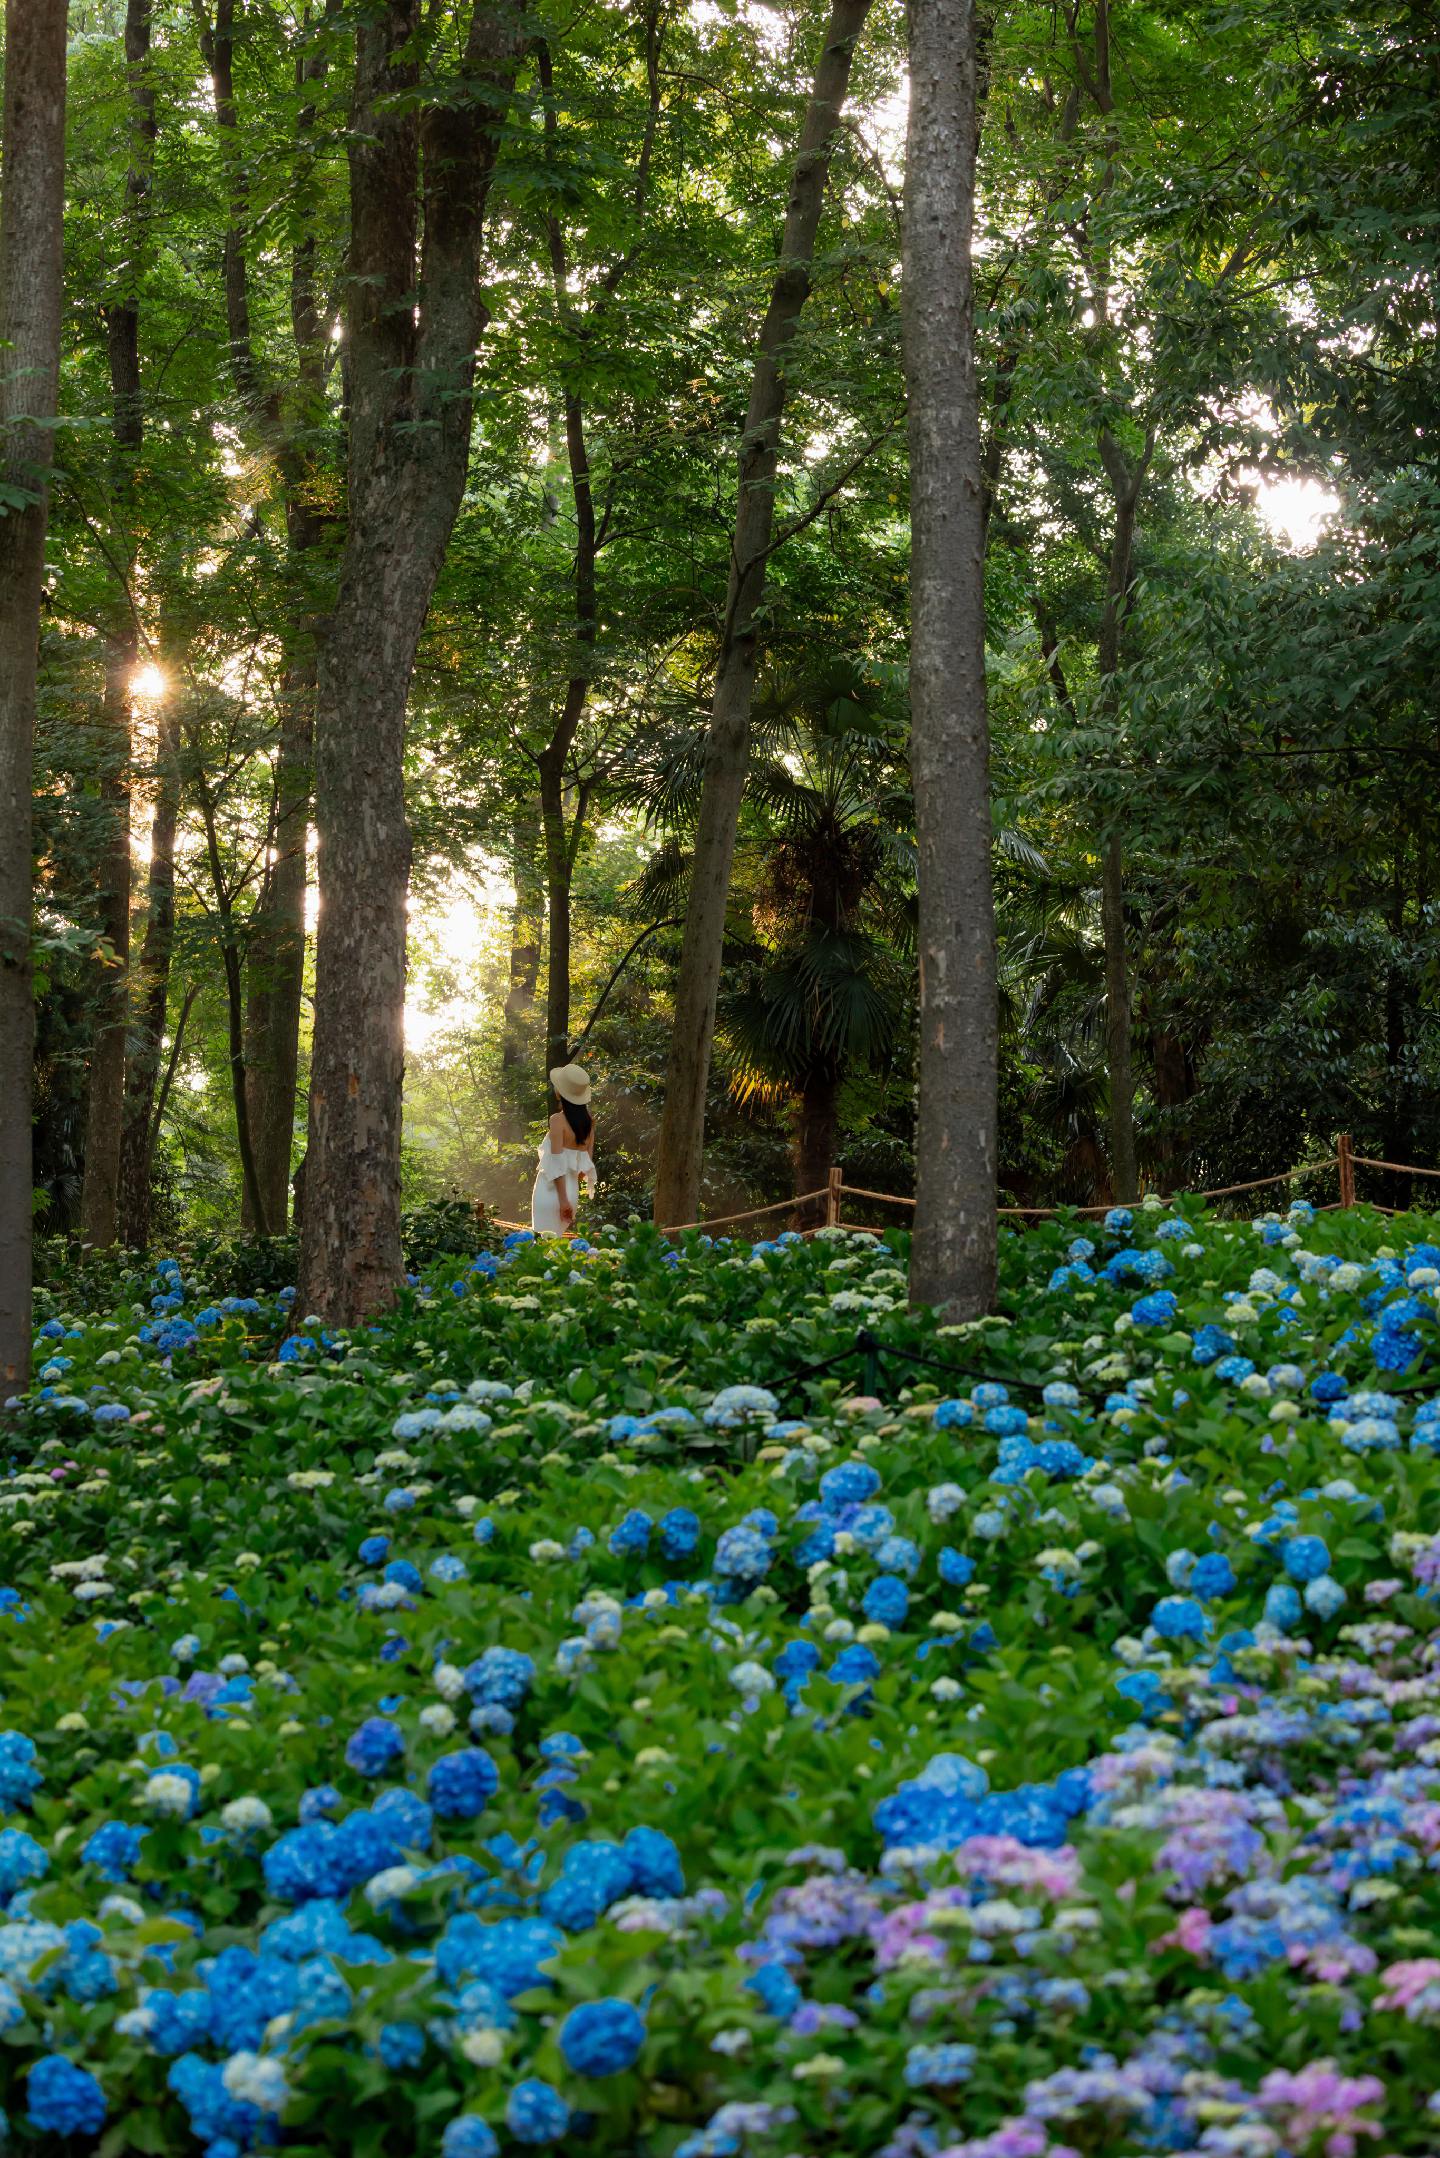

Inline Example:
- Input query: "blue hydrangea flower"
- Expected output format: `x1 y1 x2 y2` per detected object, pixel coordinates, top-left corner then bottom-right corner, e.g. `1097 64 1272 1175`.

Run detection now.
80 1819 145 1882
829 1644 881 1686
379 2022 426 2070
0 1732 41 1808
746 1961 801 2019
820 1460 883 1509
1189 1553 1236 1601
1152 1596 1208 1642
713 1526 772 1587
558 1997 646 2077
505 2080 569 2145
932 1398 975 1429
427 1750 499 1821
608 1510 653 1557
905 2041 976 2088
659 1508 701 1561
936 1549 974 1595
622 1826 683 1897
463 1647 534 1710
0 1828 48 1901
27 2057 107 2137
1192 1324 1236 1365
1304 1574 1346 1620
1281 1535 1330 1583
345 1718 405 1778
775 1639 821 1689
373 1787 433 1851
861 1575 909 1627
442 2116 500 2158
540 1841 632 1931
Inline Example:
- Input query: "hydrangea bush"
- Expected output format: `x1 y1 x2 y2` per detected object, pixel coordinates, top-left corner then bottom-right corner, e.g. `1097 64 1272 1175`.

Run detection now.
6 1200 1440 2155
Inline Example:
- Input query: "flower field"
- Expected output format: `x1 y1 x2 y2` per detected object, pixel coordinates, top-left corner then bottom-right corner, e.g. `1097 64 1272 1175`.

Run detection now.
7 1203 1440 2158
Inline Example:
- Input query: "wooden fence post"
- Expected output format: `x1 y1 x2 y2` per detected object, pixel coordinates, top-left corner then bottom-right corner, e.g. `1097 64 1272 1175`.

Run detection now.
1337 1133 1354 1209
826 1165 843 1227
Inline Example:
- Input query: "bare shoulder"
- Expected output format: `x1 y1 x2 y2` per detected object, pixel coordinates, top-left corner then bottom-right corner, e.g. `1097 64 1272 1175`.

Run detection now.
549 1111 568 1149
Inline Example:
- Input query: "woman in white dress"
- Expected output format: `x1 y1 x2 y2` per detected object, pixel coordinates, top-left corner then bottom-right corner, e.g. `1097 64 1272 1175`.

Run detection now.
530 1061 597 1236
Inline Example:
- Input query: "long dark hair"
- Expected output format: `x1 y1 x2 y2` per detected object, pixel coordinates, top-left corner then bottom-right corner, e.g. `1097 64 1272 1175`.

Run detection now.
557 1093 593 1144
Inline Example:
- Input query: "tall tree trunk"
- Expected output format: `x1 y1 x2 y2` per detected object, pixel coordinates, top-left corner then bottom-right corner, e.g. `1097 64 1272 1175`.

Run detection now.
193 749 269 1234
651 0 873 1228
791 1066 840 1228
532 41 611 1079
81 0 155 1248
499 805 543 1141
200 0 337 1236
297 0 524 1324
242 644 314 1232
904 0 997 1320
1383 850 1413 1211
117 698 180 1247
80 642 135 1246
1150 1021 1193 1190
1095 428 1150 1205
1100 828 1137 1202
0 0 68 1393
538 758 589 1069
538 736 582 1068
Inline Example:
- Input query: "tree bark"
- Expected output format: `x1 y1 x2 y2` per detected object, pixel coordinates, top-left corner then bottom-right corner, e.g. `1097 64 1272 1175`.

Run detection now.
791 1066 840 1228
0 0 68 1392
904 0 997 1320
198 0 337 1235
80 644 135 1246
538 758 589 1067
1100 826 1137 1202
499 804 543 1141
297 0 525 1324
651 0 874 1229
242 642 314 1231
1095 427 1150 1204
1383 851 1413 1211
117 698 180 1246
81 0 155 1248
190 737 269 1235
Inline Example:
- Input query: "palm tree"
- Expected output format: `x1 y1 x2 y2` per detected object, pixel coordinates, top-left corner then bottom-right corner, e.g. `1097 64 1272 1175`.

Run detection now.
621 661 914 1217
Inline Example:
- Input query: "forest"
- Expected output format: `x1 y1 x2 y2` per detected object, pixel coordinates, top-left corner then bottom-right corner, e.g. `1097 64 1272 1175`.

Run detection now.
4 9 1440 2156
2 0 1435 1359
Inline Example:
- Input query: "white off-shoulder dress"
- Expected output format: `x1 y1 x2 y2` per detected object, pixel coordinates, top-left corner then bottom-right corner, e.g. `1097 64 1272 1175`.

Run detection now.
530 1131 595 1235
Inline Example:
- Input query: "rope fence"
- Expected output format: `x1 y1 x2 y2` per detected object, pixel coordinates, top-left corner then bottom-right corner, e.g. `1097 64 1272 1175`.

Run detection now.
486 1134 1435 1242
666 1133 1435 1238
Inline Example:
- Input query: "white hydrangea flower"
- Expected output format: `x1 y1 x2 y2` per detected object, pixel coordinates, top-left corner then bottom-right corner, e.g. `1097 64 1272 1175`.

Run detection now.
221 2053 289 2114
364 1865 421 1909
143 1772 194 1818
221 1796 273 1835
460 2028 506 2066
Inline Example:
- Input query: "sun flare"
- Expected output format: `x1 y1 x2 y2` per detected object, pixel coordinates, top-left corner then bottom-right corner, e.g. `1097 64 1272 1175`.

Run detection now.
131 661 168 700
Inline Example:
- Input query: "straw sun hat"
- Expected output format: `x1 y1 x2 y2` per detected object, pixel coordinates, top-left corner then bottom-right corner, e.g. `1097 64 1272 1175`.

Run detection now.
548 1062 593 1106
